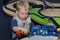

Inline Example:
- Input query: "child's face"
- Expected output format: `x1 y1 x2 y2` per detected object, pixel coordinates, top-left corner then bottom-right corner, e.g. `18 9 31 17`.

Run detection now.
16 7 28 20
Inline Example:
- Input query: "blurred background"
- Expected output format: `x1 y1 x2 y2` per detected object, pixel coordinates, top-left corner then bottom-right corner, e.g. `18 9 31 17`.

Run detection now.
0 0 12 40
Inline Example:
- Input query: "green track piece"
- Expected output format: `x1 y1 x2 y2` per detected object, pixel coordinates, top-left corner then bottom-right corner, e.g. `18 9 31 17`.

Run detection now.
29 8 48 25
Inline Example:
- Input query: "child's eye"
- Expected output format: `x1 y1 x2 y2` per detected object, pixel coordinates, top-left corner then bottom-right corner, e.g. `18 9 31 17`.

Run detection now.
21 13 24 15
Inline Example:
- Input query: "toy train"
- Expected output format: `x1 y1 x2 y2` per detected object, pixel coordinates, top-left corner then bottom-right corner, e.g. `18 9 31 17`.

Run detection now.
30 25 59 36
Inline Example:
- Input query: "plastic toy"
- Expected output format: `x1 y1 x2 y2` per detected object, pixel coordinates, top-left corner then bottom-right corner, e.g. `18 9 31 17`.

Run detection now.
40 30 43 33
57 28 60 31
30 26 41 36
16 30 22 37
30 25 59 36
57 28 60 33
16 30 29 39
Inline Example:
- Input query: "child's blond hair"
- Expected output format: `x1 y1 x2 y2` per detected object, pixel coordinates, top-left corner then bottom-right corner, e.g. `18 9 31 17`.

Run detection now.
16 0 29 11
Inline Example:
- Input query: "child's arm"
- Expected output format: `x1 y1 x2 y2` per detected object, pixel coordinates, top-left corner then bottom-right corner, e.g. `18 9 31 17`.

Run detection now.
13 27 28 34
12 26 23 32
11 19 22 32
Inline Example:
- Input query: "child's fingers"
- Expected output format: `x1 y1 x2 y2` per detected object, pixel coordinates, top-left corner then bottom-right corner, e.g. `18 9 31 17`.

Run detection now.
19 28 28 34
24 29 28 34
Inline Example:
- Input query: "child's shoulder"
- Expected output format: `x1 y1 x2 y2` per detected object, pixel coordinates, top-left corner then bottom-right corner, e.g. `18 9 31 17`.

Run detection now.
13 16 19 20
12 16 22 22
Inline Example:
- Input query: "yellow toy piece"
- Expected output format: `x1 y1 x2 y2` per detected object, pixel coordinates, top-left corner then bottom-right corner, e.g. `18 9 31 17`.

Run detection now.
57 28 60 31
40 30 43 33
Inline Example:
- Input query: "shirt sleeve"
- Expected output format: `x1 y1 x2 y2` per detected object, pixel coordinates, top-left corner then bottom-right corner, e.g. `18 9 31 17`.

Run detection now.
11 19 18 27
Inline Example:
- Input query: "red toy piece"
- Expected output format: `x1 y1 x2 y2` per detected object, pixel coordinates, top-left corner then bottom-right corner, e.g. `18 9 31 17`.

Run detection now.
16 30 22 36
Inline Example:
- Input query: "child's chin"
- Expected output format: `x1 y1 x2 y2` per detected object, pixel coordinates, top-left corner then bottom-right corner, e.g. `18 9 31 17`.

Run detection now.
21 18 27 20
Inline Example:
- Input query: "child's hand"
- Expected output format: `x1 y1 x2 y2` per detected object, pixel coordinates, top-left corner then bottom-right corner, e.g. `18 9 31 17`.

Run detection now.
19 27 28 34
22 28 28 34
